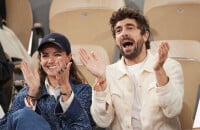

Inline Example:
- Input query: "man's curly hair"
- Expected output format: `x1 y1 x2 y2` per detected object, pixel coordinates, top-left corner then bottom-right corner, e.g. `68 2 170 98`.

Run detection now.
110 7 151 49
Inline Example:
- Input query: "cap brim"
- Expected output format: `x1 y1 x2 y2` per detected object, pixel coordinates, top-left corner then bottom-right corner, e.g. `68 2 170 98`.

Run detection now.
38 42 65 51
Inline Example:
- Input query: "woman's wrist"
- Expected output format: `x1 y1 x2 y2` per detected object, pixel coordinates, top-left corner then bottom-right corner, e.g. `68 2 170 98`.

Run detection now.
28 87 41 98
60 90 72 102
60 90 72 97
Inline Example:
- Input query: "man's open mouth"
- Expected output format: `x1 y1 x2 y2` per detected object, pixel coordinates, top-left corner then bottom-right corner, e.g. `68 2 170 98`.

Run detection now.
122 42 133 48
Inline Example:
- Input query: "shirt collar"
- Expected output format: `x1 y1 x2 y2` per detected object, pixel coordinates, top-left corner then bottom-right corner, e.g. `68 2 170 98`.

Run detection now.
116 51 154 79
45 78 60 91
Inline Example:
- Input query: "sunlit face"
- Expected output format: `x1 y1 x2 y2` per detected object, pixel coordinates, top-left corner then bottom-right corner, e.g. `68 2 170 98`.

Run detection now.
114 18 147 60
40 44 71 77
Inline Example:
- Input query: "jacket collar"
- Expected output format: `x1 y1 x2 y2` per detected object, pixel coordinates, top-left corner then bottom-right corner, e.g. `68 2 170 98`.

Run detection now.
115 51 154 79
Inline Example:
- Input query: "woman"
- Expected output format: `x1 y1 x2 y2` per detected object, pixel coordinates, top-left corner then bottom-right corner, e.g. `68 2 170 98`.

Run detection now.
0 33 94 130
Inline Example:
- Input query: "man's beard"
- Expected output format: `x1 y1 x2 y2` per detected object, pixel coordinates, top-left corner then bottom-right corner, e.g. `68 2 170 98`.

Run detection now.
119 38 144 60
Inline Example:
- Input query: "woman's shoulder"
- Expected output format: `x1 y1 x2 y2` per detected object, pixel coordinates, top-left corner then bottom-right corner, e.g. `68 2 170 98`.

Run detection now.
14 87 29 98
71 83 92 93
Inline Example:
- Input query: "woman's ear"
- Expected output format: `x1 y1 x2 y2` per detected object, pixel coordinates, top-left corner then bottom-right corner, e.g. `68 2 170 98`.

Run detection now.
67 54 72 61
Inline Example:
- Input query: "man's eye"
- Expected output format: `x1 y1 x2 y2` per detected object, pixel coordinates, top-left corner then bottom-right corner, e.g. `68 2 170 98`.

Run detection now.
128 27 133 29
128 25 137 30
115 29 121 34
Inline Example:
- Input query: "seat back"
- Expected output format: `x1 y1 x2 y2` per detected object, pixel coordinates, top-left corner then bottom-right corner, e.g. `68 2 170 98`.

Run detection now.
49 0 125 62
149 42 200 129
150 40 200 61
6 0 33 50
174 58 200 129
144 0 200 41
0 26 31 63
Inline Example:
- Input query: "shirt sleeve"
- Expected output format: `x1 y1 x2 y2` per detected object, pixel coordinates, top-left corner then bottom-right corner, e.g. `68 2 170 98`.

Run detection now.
24 98 37 111
0 105 5 118
59 92 74 112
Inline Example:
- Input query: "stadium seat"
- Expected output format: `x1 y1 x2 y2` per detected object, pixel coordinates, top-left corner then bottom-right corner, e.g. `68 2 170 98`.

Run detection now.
49 0 125 63
150 41 200 129
0 25 31 63
6 0 33 50
150 40 200 61
144 0 200 41
174 58 200 130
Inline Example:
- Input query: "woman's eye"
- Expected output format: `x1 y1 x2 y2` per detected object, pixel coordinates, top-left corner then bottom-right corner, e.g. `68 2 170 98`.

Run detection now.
55 53 61 57
42 54 48 58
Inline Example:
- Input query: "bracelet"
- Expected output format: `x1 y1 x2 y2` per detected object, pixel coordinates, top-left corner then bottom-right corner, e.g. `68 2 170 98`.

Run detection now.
60 91 72 97
26 93 38 100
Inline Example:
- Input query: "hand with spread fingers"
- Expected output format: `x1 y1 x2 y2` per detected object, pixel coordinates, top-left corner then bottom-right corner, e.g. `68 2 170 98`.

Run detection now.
55 59 72 100
79 48 106 81
56 61 72 86
20 61 41 97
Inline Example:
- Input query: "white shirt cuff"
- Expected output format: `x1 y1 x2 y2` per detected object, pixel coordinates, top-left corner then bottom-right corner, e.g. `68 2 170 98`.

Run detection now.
59 92 74 112
24 97 37 110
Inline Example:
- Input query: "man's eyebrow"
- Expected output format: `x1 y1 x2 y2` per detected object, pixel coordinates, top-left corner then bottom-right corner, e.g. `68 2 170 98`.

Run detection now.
115 23 136 28
126 23 136 27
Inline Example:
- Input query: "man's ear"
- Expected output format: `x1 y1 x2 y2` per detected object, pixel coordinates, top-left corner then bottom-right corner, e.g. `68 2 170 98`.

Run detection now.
143 31 150 42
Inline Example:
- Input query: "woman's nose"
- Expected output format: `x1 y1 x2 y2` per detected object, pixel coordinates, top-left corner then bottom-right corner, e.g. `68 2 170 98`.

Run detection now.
47 57 55 63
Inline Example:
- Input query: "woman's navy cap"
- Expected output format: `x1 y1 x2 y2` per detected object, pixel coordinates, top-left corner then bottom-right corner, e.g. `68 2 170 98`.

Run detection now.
38 33 71 53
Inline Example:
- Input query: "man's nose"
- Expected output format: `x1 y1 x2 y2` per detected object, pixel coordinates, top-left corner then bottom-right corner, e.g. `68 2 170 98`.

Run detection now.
121 29 129 39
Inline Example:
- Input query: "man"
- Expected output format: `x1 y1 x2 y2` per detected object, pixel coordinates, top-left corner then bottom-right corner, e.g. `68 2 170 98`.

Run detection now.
79 7 184 130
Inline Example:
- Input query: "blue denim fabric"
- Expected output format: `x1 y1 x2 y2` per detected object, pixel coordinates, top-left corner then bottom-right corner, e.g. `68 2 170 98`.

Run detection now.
8 107 51 130
0 81 94 130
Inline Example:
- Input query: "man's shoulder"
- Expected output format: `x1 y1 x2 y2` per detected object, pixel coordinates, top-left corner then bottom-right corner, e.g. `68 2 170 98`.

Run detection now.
164 58 182 70
166 58 181 65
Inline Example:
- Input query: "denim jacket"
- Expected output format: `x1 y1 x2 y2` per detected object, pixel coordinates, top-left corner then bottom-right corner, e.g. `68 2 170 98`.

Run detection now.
0 80 94 130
